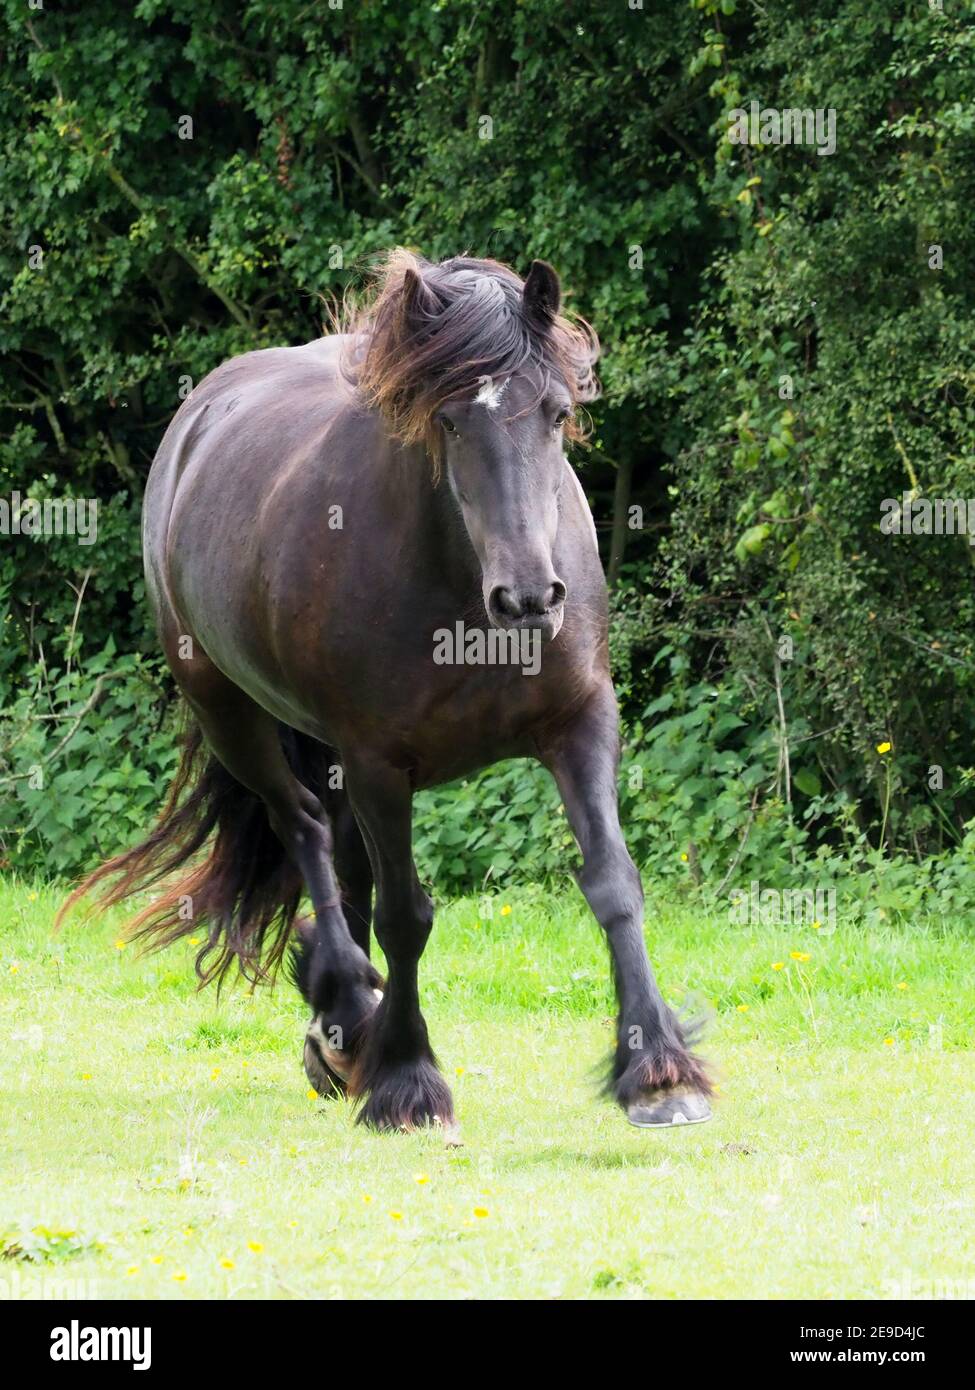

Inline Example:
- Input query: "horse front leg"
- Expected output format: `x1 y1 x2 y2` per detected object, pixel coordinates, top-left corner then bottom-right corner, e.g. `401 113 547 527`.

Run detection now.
539 683 713 1128
341 755 456 1135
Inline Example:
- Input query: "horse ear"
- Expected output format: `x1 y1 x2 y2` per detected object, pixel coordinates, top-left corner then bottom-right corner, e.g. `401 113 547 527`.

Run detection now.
523 259 561 326
401 266 423 310
400 266 435 332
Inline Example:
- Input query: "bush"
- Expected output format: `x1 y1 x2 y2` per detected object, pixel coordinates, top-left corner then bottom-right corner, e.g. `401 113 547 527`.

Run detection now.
0 643 177 877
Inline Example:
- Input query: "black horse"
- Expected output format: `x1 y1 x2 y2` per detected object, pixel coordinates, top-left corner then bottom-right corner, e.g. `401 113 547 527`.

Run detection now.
65 251 711 1134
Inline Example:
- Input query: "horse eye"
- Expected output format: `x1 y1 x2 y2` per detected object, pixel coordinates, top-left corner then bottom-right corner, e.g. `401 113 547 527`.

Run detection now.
554 409 569 427
440 416 457 434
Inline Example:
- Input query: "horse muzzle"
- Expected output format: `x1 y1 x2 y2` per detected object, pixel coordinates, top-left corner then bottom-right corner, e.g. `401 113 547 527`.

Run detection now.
486 579 566 642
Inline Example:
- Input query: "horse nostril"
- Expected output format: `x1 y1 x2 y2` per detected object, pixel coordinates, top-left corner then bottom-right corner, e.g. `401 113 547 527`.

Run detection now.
522 583 564 616
489 585 522 620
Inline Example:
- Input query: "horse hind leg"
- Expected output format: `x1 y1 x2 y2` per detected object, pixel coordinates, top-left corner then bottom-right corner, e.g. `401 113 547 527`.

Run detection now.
170 660 383 1086
290 771 379 1094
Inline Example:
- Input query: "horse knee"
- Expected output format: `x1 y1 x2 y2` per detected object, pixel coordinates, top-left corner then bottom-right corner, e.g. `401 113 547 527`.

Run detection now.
580 844 643 930
374 888 433 960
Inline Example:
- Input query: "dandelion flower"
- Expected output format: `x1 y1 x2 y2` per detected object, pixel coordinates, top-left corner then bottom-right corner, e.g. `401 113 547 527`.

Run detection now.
247 1240 264 1253
114 939 126 951
361 1194 373 1205
473 1207 490 1219
771 961 785 971
736 1004 750 1013
883 1037 895 1047
150 1256 163 1265
455 1066 465 1076
790 951 810 962
500 905 512 916
877 741 892 755
307 1088 318 1100
389 1211 403 1221
414 1173 430 1185
81 1072 92 1081
171 1270 187 1282
219 1257 235 1270
126 1265 140 1277
189 937 201 946
680 852 688 863
896 982 908 991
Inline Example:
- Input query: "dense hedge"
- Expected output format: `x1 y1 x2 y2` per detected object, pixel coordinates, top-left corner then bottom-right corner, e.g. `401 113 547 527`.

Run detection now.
2 0 974 899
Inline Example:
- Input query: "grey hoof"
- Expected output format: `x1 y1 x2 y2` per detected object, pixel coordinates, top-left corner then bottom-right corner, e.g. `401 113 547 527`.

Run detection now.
627 1092 712 1129
436 1117 464 1148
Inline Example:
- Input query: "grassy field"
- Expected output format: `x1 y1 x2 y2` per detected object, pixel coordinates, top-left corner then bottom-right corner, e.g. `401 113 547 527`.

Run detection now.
2 877 974 1300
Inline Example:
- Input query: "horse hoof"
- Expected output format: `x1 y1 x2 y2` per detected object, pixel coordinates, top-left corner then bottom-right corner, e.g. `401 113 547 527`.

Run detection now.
303 1035 347 1098
304 1014 353 1095
627 1092 712 1129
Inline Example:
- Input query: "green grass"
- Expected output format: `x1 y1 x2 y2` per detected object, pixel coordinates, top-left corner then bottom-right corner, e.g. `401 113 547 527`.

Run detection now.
2 878 974 1300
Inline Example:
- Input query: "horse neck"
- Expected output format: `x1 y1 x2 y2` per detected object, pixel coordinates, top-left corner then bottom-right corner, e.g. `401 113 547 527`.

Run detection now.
382 441 480 595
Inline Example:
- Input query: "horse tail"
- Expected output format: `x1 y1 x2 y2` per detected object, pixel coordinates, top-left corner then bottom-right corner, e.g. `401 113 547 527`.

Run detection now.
56 712 332 989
